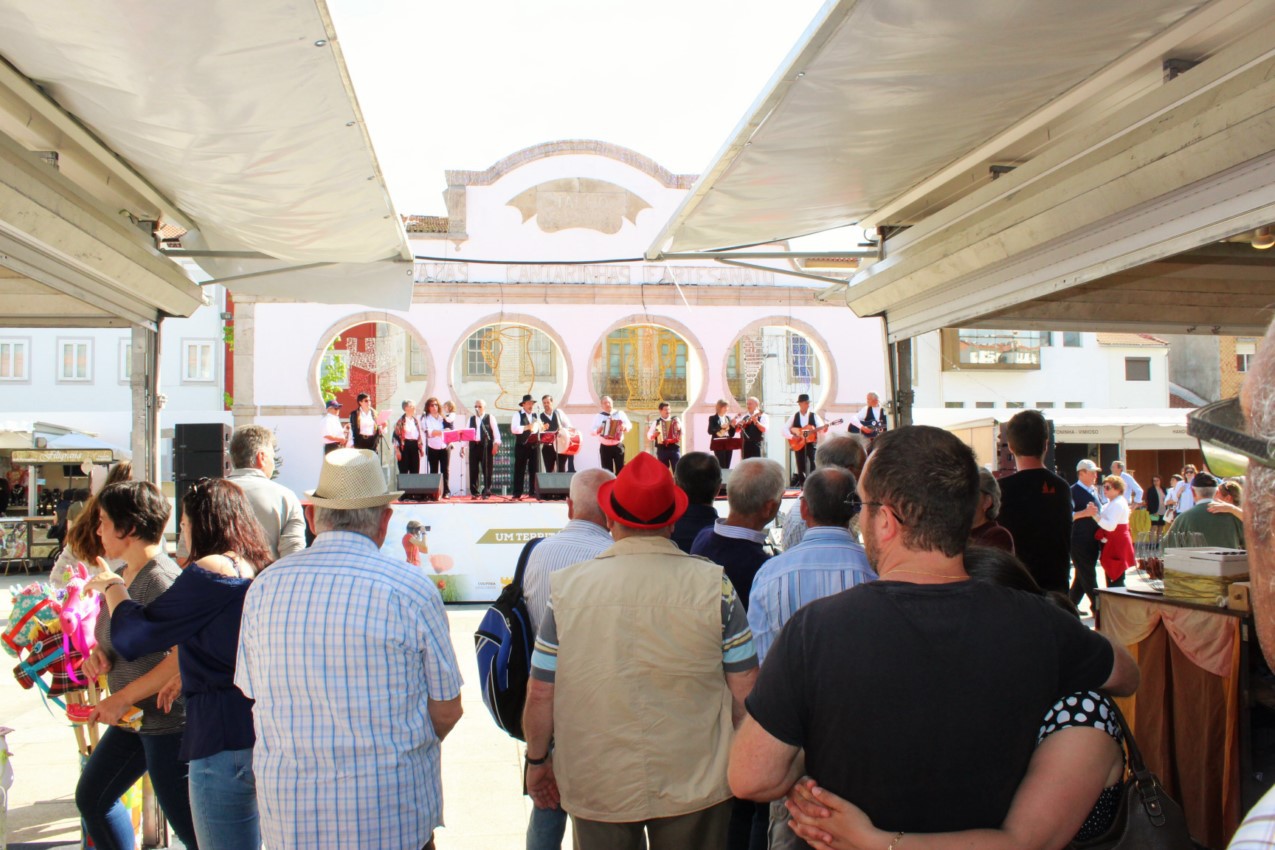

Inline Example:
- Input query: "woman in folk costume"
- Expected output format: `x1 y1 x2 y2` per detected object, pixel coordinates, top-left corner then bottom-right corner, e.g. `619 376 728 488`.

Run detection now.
1095 475 1135 588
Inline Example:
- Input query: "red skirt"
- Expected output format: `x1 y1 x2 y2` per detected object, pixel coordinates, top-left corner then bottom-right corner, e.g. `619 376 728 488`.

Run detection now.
1096 523 1135 582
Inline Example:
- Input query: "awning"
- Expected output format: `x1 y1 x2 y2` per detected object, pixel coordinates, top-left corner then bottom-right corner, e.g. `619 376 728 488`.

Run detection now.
925 409 1194 449
648 0 1275 340
0 0 413 316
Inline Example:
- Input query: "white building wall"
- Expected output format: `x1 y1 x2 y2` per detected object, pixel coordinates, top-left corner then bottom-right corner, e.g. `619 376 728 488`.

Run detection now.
913 331 1169 411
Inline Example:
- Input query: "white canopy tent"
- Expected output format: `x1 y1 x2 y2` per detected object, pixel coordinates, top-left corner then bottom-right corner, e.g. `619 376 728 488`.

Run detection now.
0 1 412 479
648 0 1275 422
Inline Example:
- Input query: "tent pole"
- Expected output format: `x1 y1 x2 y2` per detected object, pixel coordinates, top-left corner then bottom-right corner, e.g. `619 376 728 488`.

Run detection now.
130 324 162 483
890 338 914 428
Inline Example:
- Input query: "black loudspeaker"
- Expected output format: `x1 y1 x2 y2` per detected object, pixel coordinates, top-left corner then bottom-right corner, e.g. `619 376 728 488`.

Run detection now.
536 472 575 498
718 467 732 498
173 452 233 480
174 423 232 453
399 473 442 502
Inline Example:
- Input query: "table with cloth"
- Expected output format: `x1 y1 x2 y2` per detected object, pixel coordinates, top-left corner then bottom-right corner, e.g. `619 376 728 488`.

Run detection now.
1097 588 1250 848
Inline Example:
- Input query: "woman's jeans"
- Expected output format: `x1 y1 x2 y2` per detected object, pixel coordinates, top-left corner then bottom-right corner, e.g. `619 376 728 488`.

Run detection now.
189 747 260 850
76 726 198 850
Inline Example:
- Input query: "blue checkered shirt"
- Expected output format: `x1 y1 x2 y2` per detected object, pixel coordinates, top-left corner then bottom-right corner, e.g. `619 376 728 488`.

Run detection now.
747 526 877 661
235 531 463 850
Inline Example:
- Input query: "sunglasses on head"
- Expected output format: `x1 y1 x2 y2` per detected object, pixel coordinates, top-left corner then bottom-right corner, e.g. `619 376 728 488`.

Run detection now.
1187 397 1274 478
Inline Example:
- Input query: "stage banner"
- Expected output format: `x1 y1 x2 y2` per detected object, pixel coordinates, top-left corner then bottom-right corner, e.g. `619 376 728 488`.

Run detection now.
382 502 570 603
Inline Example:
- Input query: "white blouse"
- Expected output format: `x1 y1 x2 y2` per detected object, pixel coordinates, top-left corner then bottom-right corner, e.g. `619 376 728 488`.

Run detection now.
422 414 447 451
1097 495 1130 531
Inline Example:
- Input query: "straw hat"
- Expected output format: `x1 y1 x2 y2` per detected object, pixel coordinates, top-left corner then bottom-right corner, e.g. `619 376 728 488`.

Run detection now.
305 448 403 509
597 452 688 529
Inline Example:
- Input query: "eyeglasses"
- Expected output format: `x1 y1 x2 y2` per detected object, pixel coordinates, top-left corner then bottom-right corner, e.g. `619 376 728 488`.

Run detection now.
849 498 914 526
1187 396 1275 478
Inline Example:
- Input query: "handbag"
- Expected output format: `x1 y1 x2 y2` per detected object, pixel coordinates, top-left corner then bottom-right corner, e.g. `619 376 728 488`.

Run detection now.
1070 701 1194 850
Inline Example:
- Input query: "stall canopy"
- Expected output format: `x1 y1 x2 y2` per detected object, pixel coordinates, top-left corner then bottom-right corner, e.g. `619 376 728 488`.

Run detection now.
0 0 414 325
648 0 1275 341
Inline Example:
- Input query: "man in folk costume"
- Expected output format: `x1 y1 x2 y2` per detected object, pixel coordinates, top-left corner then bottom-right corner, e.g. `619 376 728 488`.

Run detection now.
392 399 425 475
322 399 348 455
848 392 887 451
593 395 631 475
467 399 501 499
511 394 542 500
789 393 820 487
647 401 682 473
540 395 566 475
740 397 768 460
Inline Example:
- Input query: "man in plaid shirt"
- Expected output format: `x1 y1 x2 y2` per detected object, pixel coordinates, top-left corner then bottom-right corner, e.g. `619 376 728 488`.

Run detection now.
237 449 463 850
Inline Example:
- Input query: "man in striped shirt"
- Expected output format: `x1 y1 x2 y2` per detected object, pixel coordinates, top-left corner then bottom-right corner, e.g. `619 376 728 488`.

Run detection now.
236 449 463 850
522 452 758 850
520 468 615 850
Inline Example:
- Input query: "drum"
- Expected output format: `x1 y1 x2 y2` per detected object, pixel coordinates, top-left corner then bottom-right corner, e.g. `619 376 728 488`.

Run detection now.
556 428 581 455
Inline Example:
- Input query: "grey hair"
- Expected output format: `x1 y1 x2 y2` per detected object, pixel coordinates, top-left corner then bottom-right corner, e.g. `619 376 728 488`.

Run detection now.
312 505 387 537
747 396 760 406
601 395 614 404
978 468 1003 520
815 435 866 475
727 458 787 516
474 399 486 407
569 468 615 525
1192 485 1218 501
401 399 412 411
230 424 275 470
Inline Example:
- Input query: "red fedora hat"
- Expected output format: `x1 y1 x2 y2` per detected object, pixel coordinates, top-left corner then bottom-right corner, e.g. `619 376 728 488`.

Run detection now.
597 452 688 529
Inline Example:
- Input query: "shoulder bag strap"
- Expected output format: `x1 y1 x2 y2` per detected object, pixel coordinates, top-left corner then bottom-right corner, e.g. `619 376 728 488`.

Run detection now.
1107 699 1171 825
511 535 545 592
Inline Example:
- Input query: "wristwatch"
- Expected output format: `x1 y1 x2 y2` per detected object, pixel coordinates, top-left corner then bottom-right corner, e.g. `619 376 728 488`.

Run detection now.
525 752 550 766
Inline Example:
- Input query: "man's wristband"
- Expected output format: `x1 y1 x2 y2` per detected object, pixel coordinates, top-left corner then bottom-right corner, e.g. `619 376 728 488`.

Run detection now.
525 752 550 766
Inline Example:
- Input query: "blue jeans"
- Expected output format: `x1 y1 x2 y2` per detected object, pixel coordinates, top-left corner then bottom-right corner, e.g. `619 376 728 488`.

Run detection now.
527 804 568 850
189 747 260 850
76 726 198 850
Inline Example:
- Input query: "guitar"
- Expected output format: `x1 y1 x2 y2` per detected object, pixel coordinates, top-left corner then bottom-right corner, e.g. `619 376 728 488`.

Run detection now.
787 418 844 451
848 420 887 438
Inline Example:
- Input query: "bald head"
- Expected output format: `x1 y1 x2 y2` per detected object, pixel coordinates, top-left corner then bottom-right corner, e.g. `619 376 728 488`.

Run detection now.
568 468 615 527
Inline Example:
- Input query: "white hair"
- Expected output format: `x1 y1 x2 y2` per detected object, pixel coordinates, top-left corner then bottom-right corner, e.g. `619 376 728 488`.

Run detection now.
569 469 615 525
313 505 386 537
727 458 787 516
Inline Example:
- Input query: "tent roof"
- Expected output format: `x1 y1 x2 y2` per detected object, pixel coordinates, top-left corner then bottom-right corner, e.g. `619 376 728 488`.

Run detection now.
0 0 413 321
648 0 1275 340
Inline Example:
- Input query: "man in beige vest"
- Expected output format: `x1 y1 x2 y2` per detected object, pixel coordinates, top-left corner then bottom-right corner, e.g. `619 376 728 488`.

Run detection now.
523 451 759 850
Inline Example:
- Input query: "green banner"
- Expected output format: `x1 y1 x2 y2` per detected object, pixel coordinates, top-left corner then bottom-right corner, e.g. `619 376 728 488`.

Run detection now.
476 529 560 545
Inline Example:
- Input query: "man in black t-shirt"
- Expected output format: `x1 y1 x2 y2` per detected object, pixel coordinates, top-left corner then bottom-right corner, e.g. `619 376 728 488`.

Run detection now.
995 410 1073 592
727 426 1138 841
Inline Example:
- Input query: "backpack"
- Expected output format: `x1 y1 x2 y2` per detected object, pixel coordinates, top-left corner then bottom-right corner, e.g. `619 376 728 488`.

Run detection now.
474 536 543 740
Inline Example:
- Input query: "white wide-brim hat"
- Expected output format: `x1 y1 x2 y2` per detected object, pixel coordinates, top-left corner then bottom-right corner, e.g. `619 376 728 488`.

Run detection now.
306 448 403 509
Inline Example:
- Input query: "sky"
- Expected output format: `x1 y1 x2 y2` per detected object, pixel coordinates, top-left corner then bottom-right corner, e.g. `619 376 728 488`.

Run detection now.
327 0 829 217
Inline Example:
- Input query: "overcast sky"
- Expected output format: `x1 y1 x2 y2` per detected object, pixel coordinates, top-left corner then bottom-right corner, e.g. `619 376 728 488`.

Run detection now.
327 0 827 216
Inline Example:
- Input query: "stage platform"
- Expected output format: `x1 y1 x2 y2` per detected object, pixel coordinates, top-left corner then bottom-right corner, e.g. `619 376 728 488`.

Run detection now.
379 490 800 603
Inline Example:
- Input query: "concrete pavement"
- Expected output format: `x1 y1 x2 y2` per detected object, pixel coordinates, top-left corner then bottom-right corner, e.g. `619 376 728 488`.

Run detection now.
2 572 561 848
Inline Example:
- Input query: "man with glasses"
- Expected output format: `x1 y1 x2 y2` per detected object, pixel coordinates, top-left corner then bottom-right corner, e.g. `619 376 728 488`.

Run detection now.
1193 325 1275 845
729 425 1138 836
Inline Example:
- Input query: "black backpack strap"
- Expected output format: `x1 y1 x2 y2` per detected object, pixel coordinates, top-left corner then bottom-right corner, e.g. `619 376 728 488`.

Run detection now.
511 535 545 591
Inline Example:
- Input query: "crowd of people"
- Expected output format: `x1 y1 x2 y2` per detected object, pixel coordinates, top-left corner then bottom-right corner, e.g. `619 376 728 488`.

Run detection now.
43 334 1275 850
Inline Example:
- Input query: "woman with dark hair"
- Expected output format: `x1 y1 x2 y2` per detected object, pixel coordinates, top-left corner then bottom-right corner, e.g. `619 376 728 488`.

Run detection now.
75 481 197 850
88 478 271 850
786 546 1126 850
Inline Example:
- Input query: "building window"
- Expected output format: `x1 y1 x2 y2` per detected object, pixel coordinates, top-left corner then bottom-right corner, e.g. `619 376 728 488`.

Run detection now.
1063 332 1083 348
940 329 1042 371
944 401 966 409
975 401 995 409
1238 353 1253 373
407 337 428 379
1065 401 1085 409
788 332 818 381
1037 401 1055 408
1040 332 1053 347
119 340 132 384
57 338 92 382
1006 402 1026 409
182 340 216 383
525 330 556 381
0 338 29 381
465 331 495 378
1125 357 1151 382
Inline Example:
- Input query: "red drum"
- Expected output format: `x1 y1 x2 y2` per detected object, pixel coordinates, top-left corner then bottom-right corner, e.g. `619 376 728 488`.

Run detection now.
556 428 581 456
